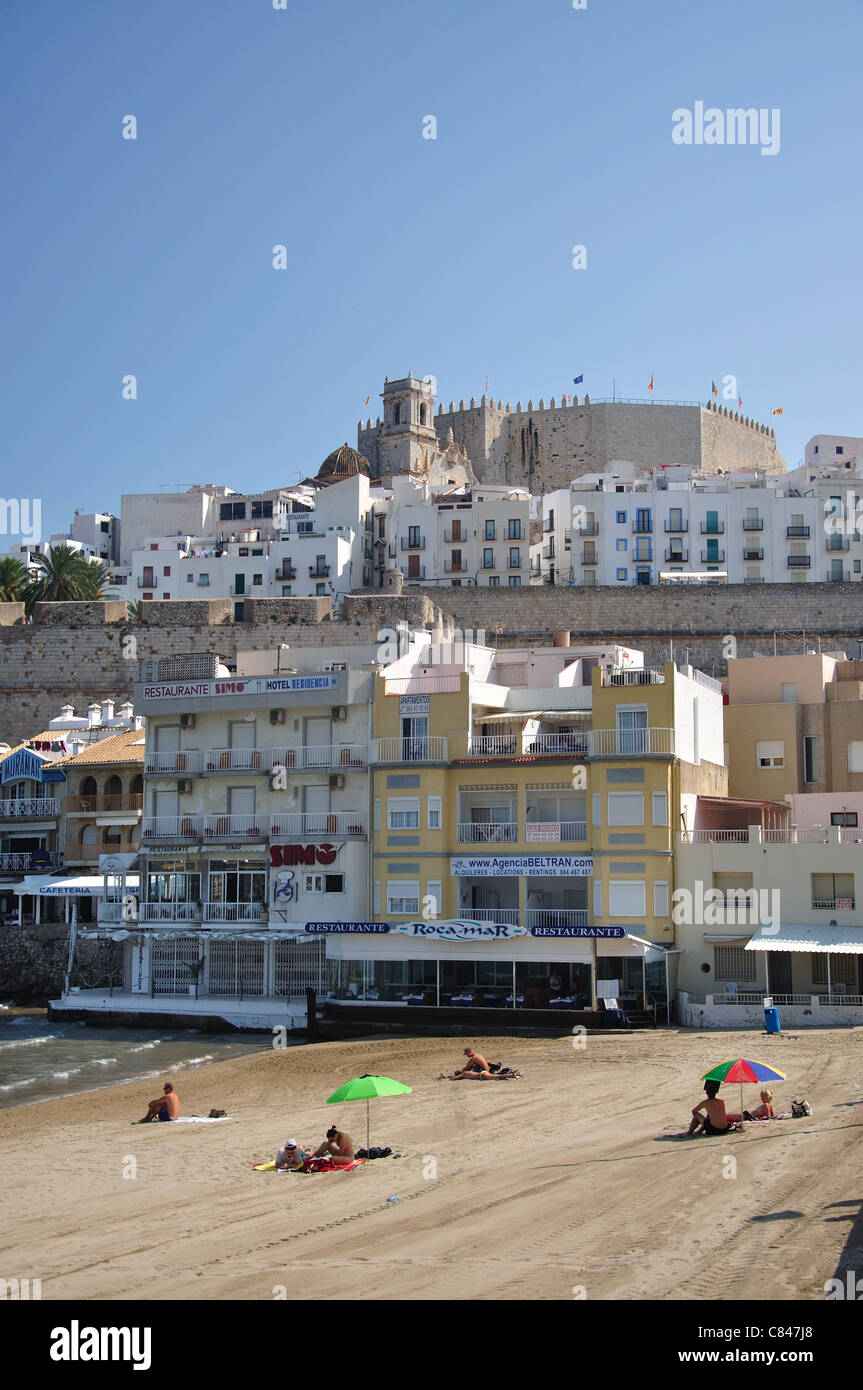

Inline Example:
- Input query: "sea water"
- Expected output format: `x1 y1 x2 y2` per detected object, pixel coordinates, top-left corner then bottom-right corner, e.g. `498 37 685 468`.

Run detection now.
0 1010 281 1110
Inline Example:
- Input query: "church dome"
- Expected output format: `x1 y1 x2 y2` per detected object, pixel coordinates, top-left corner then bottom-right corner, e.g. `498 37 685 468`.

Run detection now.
317 442 371 481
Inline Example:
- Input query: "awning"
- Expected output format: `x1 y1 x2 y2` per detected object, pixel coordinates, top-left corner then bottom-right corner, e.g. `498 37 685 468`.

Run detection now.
746 922 863 954
478 710 591 723
14 874 140 898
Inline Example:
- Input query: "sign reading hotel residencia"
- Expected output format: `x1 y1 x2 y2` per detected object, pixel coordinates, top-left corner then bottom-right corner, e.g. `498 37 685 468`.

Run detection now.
142 675 340 700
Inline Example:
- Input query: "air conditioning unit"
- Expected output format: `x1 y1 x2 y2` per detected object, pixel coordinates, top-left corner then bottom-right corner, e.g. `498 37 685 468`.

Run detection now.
333 706 347 721
178 780 193 794
180 713 196 729
329 774 345 790
269 708 285 724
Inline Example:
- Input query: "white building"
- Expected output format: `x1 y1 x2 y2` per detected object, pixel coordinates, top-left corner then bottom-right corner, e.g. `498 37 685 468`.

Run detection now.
388 473 531 589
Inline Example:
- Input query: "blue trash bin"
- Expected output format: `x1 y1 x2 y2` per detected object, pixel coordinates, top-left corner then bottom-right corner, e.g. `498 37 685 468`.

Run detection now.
764 1006 781 1034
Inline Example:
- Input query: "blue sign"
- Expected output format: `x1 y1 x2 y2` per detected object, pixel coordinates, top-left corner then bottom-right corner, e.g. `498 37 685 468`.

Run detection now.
41 769 67 783
1 749 45 784
305 922 391 934
530 926 626 938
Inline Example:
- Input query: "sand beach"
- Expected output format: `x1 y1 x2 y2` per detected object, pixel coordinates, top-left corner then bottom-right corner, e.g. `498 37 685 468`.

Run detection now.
1 1027 861 1302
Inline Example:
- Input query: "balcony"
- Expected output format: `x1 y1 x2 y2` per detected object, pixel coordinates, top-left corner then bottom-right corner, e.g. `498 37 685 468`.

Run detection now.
203 749 267 774
631 520 653 534
202 902 267 922
524 732 589 757
467 734 518 758
581 550 598 565
700 549 725 563
525 821 587 843
269 812 367 838
743 548 764 561
137 577 152 589
276 565 297 580
787 555 811 568
142 816 202 840
605 666 665 686
273 745 367 771
826 537 850 551
743 576 765 582
309 564 331 578
665 548 688 562
138 902 202 923
664 520 689 533
65 841 137 862
444 562 464 573
742 518 764 531
457 822 519 844
0 798 60 818
542 544 555 560
144 752 204 776
574 521 600 535
812 898 855 910
403 565 426 581
587 728 675 757
526 909 589 929
201 815 267 841
66 795 143 813
443 530 467 545
829 570 850 582
786 525 810 538
373 736 448 763
700 521 725 534
400 537 426 550
0 850 61 872
457 908 519 925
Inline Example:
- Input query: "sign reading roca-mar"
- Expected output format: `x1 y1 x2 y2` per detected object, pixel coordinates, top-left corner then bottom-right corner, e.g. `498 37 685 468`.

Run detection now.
394 919 528 941
450 854 593 878
270 843 341 867
142 675 340 700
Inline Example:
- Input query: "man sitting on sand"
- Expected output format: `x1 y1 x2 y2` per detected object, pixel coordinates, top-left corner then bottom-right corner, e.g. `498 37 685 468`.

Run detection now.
137 1082 180 1124
309 1126 355 1165
449 1047 489 1079
276 1138 307 1169
688 1080 741 1136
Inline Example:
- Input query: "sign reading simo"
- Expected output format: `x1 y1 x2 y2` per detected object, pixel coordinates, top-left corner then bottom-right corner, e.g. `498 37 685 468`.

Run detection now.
270 843 340 867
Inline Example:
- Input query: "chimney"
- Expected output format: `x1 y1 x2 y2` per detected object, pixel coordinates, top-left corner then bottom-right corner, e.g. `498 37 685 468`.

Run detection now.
87 702 101 727
118 701 134 722
59 704 74 719
101 698 115 723
553 630 571 648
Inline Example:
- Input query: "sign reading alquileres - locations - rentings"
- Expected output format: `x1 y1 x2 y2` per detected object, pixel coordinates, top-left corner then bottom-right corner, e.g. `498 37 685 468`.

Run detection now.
450 854 593 877
142 675 340 700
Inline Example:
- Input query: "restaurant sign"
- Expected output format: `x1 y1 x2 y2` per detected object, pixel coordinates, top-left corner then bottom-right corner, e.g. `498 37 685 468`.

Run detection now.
393 919 528 941
270 843 340 867
1 749 46 784
450 854 593 878
530 926 626 938
304 922 390 933
142 675 340 700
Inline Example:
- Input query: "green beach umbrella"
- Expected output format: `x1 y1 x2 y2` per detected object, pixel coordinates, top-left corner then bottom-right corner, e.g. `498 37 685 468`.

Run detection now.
326 1074 412 1153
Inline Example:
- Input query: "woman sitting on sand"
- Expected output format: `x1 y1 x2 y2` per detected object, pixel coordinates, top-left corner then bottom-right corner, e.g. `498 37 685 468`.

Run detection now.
743 1089 775 1121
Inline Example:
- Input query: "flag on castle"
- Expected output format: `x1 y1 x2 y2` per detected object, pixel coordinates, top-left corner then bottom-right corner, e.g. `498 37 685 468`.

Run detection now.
738 396 743 410
711 381 718 398
648 373 654 392
485 376 489 395
573 374 584 385
772 407 784 416
364 395 370 406
562 393 569 403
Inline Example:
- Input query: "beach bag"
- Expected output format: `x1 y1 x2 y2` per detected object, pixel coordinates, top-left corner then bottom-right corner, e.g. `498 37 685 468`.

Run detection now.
208 1108 227 1118
791 1099 812 1118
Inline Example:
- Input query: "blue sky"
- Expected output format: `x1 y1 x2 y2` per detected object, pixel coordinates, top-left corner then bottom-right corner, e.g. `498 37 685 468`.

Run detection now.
2 0 861 540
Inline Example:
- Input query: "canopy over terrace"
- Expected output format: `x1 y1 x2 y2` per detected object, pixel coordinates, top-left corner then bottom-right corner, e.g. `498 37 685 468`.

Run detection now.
746 921 863 997
13 874 140 897
689 796 790 834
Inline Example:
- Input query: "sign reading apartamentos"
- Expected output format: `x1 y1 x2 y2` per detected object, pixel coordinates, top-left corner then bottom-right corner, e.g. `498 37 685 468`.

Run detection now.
450 854 593 877
142 675 340 700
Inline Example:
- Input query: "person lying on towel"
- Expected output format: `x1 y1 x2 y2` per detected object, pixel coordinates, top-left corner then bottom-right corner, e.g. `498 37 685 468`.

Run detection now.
276 1138 308 1169
309 1126 355 1165
137 1082 180 1123
687 1080 741 1136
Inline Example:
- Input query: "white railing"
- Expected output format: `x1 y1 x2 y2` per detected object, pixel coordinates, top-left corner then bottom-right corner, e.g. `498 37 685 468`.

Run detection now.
761 829 795 843
145 752 204 775
0 851 61 871
689 668 723 693
525 821 587 842
685 829 750 843
0 798 60 817
269 812 367 837
812 898 856 910
202 815 267 839
138 903 201 922
467 735 518 757
457 822 518 843
385 677 461 695
526 909 588 927
272 745 368 771
524 733 588 756
797 827 830 842
587 728 675 757
457 908 520 924
142 816 201 839
202 902 266 922
373 737 448 763
604 667 665 686
203 749 268 773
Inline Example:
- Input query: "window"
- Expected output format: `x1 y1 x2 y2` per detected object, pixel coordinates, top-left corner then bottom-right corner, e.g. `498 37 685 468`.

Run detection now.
220 502 246 521
616 567 627 582
508 575 521 586
426 880 442 916
253 573 263 585
781 683 796 703
804 737 819 783
654 881 669 917
593 879 602 917
607 792 644 826
163 565 171 577
450 549 462 571
616 511 626 524
668 508 683 531
811 873 855 908
373 880 380 914
509 547 521 568
163 592 170 600
813 953 857 987
485 520 495 540
198 574 210 586
608 881 646 917
714 946 756 983
374 799 381 830
849 742 863 773
281 586 292 596
387 881 419 915
451 520 463 541
251 500 273 519
837 446 844 456
408 525 421 547
756 740 784 768
483 548 494 569
427 796 442 830
304 873 345 893
592 793 601 827
388 797 419 829
831 811 858 827
508 518 521 540
652 791 668 826
186 573 193 583
488 576 500 586
616 538 627 552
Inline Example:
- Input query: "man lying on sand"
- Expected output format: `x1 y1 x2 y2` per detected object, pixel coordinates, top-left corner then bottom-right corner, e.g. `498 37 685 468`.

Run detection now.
449 1067 524 1080
309 1126 355 1165
137 1082 180 1123
449 1047 489 1079
687 1080 741 1136
276 1138 307 1169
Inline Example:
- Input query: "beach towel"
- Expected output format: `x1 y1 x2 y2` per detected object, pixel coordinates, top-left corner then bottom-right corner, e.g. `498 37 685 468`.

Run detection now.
253 1161 277 1170
300 1157 367 1173
173 1115 233 1124
741 1113 791 1125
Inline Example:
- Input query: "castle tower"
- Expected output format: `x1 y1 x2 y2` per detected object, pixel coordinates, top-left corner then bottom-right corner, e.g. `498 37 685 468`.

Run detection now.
375 374 439 479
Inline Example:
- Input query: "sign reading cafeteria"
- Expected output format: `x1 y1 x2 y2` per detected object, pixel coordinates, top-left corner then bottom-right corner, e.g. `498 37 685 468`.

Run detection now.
142 674 340 700
450 854 593 877
393 919 528 941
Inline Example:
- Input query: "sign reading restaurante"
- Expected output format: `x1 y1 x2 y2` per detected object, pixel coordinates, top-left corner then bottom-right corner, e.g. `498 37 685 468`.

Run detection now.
142 675 340 700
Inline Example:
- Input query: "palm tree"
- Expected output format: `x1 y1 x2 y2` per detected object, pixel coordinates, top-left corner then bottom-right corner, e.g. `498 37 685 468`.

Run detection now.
126 599 143 622
0 555 29 603
24 545 108 614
